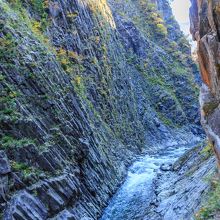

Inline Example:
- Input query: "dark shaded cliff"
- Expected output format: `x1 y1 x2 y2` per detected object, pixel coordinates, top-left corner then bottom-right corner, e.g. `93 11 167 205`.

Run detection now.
0 0 201 219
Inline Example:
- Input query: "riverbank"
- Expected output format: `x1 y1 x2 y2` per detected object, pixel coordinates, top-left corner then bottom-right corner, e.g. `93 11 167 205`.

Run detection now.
100 141 215 220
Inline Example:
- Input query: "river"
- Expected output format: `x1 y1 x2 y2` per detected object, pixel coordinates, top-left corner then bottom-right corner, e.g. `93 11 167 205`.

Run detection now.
100 143 201 220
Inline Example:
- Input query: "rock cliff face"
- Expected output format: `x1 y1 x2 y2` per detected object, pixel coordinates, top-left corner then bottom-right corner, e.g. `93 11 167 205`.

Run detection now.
0 0 201 219
190 0 220 168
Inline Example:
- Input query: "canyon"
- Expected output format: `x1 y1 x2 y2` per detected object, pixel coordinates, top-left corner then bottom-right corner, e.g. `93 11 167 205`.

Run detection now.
0 0 219 219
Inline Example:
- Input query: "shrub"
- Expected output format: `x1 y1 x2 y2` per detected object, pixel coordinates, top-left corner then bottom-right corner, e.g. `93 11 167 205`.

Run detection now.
156 23 168 36
195 177 220 220
0 136 35 149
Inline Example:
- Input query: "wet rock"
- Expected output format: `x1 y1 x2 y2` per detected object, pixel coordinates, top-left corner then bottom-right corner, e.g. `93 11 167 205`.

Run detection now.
160 163 172 171
144 144 215 220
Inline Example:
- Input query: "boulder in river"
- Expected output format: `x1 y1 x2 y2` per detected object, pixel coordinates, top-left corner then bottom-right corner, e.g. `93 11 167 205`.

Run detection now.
160 163 173 171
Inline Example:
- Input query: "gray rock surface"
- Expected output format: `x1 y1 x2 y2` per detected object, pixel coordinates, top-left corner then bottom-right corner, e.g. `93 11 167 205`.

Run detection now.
4 191 48 220
190 0 220 168
0 151 10 175
0 151 11 206
0 0 205 219
144 144 215 220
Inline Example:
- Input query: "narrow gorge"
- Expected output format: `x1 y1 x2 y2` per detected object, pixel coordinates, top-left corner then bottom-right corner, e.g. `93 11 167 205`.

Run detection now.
0 0 219 219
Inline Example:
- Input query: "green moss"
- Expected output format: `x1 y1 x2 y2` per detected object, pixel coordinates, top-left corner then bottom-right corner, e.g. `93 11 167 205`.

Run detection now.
172 62 189 75
0 0 51 52
30 0 48 20
156 23 168 36
137 0 168 39
11 161 30 172
148 76 166 86
11 160 41 178
7 0 49 29
0 136 35 149
0 33 17 61
0 74 6 81
71 75 86 99
0 84 20 122
200 142 213 158
157 112 174 127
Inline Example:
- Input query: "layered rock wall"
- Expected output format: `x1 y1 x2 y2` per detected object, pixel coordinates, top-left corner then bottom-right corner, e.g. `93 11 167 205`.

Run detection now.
0 0 201 219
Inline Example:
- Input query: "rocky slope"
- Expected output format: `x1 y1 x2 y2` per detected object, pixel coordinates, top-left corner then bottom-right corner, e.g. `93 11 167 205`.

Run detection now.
0 0 201 219
145 143 215 220
100 141 215 220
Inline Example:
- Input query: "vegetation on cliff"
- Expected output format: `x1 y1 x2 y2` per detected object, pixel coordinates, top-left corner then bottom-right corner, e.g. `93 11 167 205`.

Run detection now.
195 175 220 220
0 0 201 219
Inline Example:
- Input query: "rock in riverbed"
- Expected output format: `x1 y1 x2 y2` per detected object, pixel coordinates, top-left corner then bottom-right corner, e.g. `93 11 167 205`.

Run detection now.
160 163 173 171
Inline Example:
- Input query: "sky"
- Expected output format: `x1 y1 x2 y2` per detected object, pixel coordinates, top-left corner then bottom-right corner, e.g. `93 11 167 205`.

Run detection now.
170 0 194 46
171 0 191 35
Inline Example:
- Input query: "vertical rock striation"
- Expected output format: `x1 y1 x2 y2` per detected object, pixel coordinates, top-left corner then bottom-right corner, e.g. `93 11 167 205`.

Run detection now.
0 0 201 219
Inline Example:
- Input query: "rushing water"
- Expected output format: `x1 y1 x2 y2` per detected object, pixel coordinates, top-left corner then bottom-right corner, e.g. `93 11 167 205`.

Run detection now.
100 143 197 220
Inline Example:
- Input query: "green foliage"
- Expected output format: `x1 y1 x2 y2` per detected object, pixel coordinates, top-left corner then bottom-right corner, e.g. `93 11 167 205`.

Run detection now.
0 74 5 81
148 76 166 86
30 0 49 30
171 62 189 76
7 0 49 21
31 0 48 14
11 160 42 178
138 0 167 38
11 161 31 173
0 136 35 149
157 112 174 127
195 177 220 220
156 23 168 36
4 0 50 46
0 33 17 61
0 85 20 121
200 142 213 158
55 48 84 74
71 75 87 99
